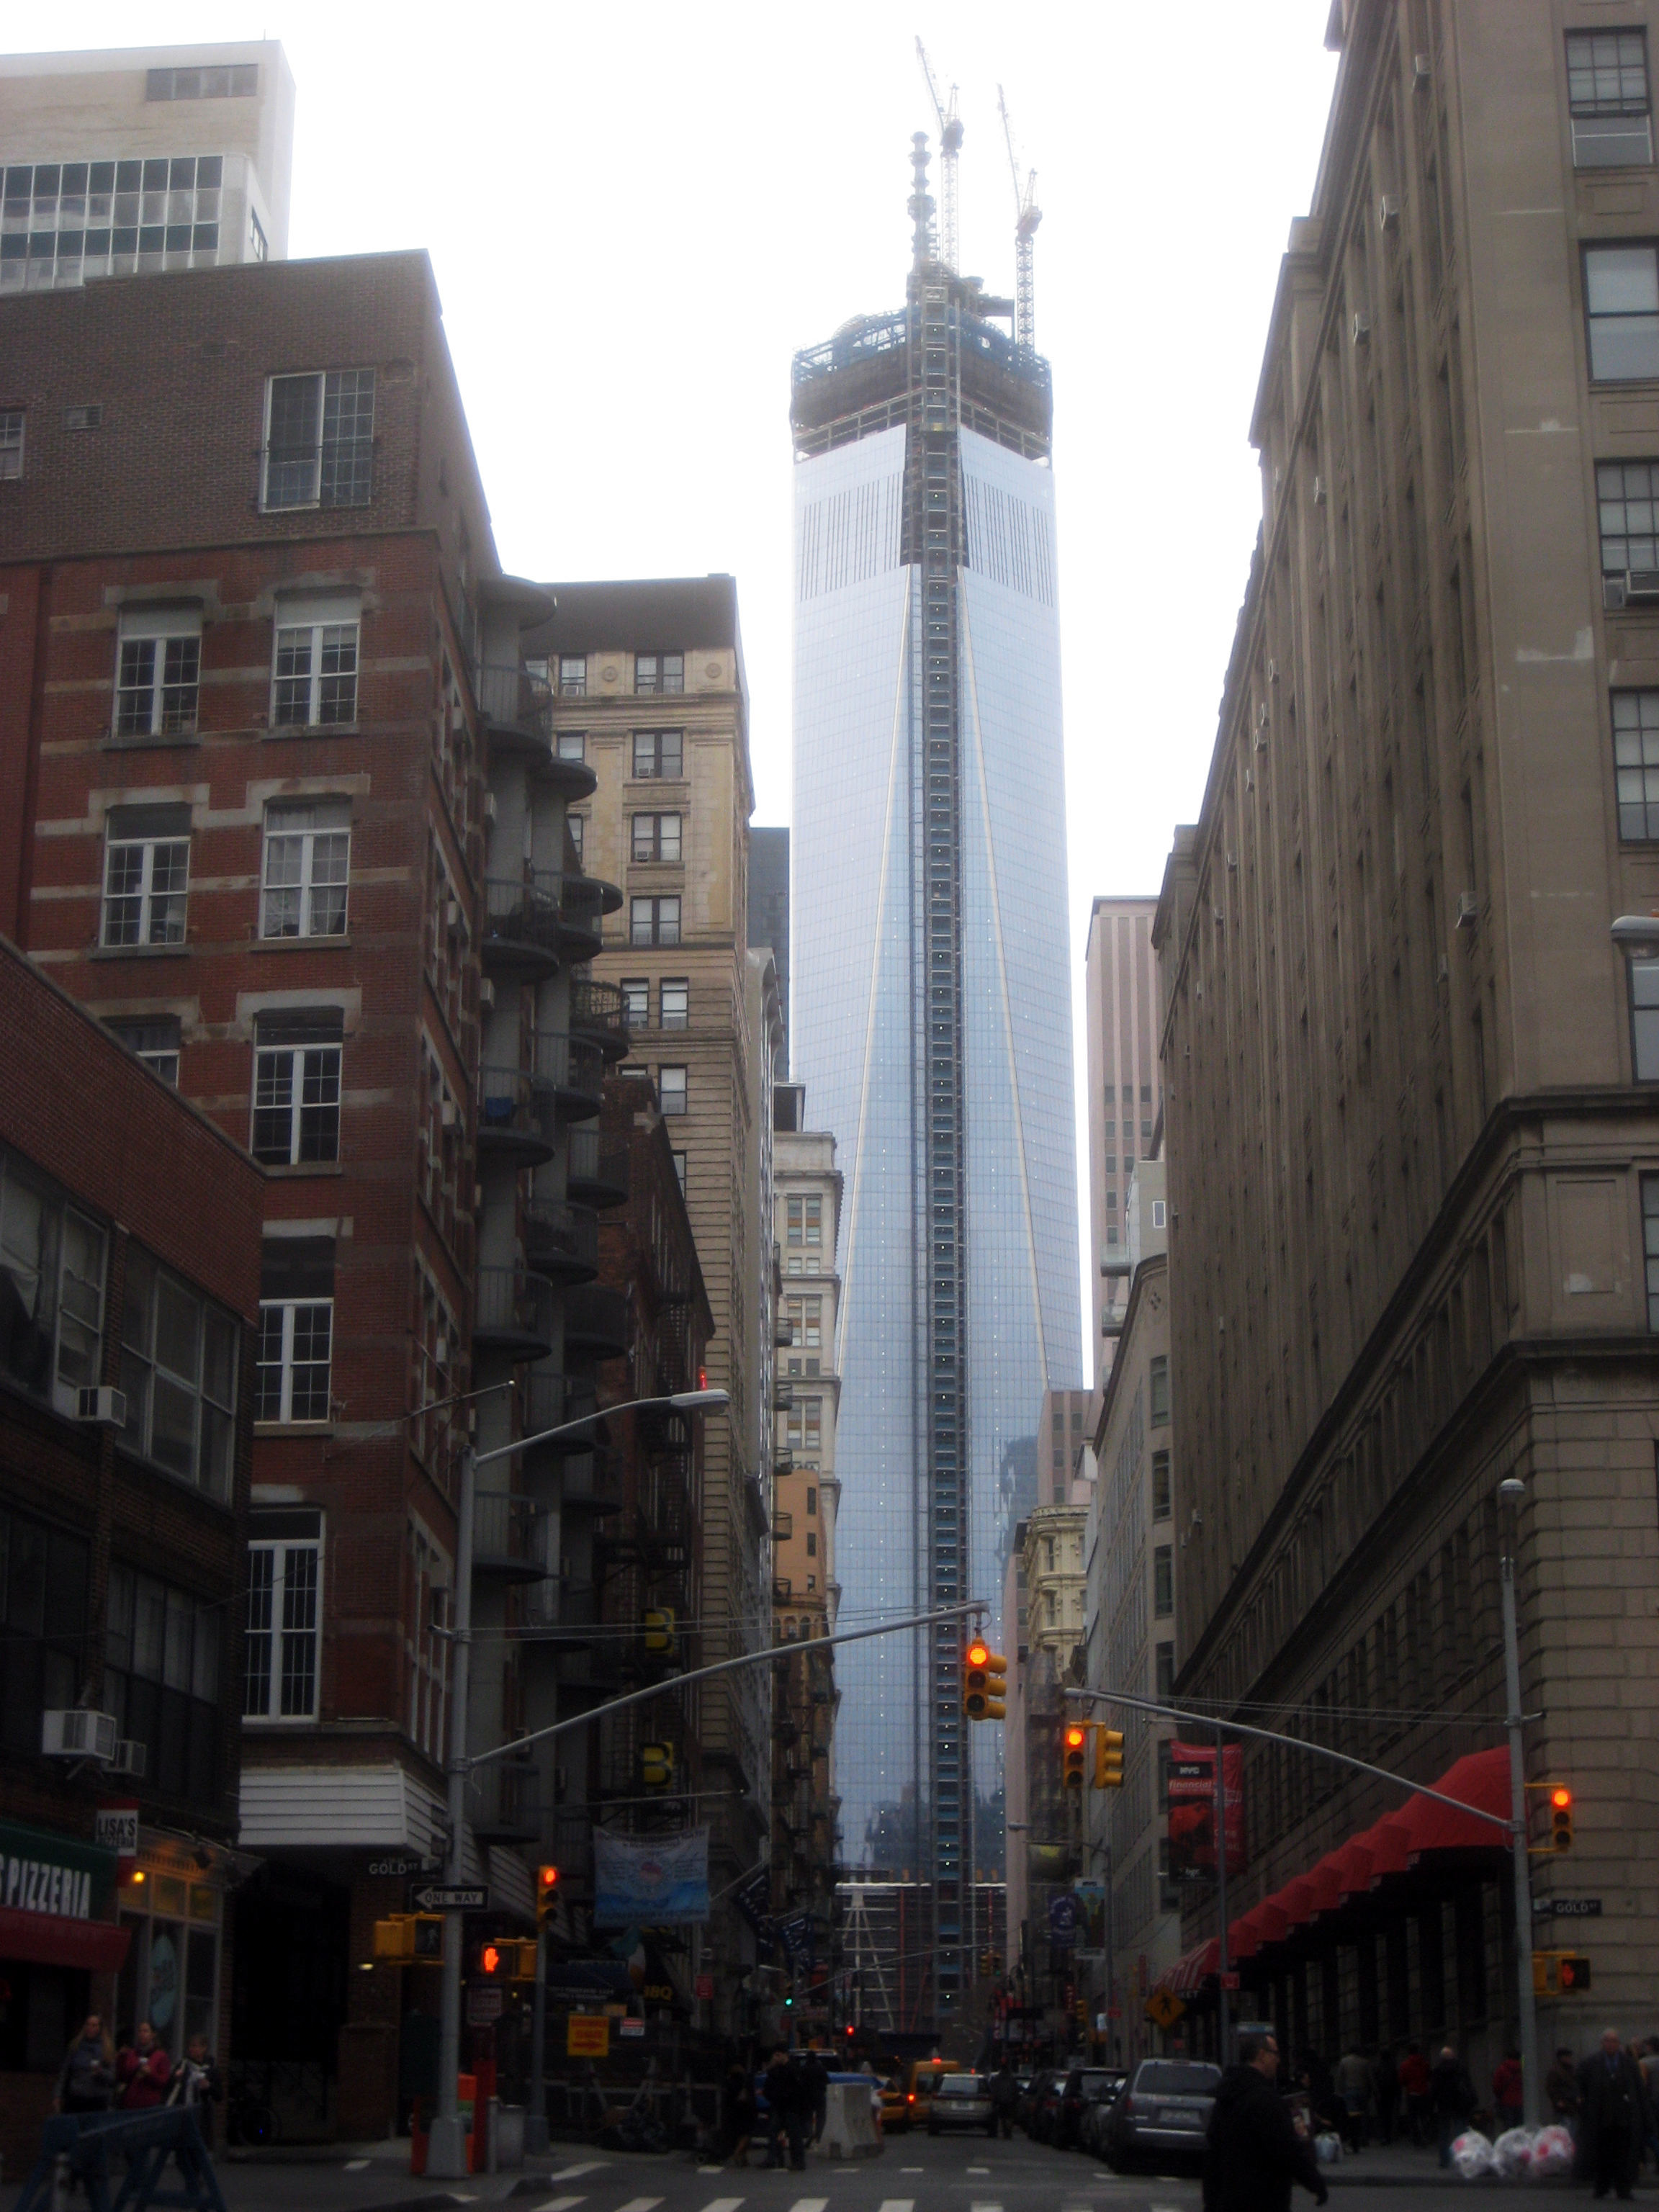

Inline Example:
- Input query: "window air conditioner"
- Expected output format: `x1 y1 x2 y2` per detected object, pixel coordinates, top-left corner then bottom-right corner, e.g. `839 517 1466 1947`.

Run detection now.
1413 53 1431 88
1378 195 1401 233
76 1385 127 1426
479 979 495 1009
484 793 498 824
445 898 462 935
1352 311 1372 345
109 1739 147 1780
1455 891 1479 930
1313 473 1327 506
441 1099 459 1129
1627 568 1659 602
42 1709 119 1763
434 1335 450 1370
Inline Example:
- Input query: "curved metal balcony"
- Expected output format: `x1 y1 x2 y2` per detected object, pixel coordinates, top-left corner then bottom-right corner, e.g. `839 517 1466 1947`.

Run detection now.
567 1127 630 1210
569 979 632 1063
478 1066 558 1164
523 1367 605 1455
532 1029 605 1121
559 1448 622 1518
476 662 555 763
525 1197 600 1285
564 1284 629 1361
472 1267 555 1360
555 872 609 957
482 871 563 979
472 1491 544 1582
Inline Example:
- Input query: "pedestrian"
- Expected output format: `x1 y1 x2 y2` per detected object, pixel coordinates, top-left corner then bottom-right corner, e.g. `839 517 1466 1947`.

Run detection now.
1335 2046 1372 2153
1492 2048 1524 2134
1202 2028 1329 2212
1578 2028 1653 2200
783 2051 810 2172
55 2014 115 2116
1547 2046 1581 2132
117 2022 171 2110
723 2061 756 2167
1637 2039 1659 2172
1429 2045 1476 2170
1374 2046 1398 2146
762 2049 793 2169
180 2033 223 2150
803 2045 828 2146
989 2059 1019 2140
1398 2042 1431 2147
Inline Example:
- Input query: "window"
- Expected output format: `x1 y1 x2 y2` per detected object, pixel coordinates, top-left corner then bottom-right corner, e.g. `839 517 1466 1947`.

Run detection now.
106 1015 181 1086
272 604 359 727
113 607 200 739
631 894 680 946
252 1010 343 1166
0 157 223 291
0 1502 89 1754
631 811 682 862
1586 244 1659 381
672 1149 687 1195
0 1146 106 1415
105 1563 220 1800
1151 1447 1172 1521
1156 1640 1175 1701
256 1238 334 1423
567 814 585 863
1149 1354 1170 1424
557 730 587 760
1612 690 1659 840
786 1194 823 1251
261 798 350 937
806 1485 817 1515
0 410 22 479
248 207 267 261
634 651 683 695
1630 956 1659 1077
1153 1198 1167 1228
146 63 258 98
102 804 190 948
1568 30 1653 167
262 370 375 510
1644 1177 1659 1326
806 1529 817 1557
659 1066 688 1117
660 978 688 1030
632 730 683 778
621 979 650 1028
243 1510 321 1720
1154 1544 1174 1618
117 1245 238 1500
1598 460 1659 593
558 655 587 698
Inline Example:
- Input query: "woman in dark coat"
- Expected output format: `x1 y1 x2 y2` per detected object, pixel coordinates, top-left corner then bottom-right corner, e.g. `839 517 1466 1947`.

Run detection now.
1577 2031 1653 2200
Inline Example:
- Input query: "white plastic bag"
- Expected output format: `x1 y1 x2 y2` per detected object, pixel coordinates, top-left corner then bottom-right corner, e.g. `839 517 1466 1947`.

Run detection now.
1452 2128 1496 2179
1529 2125 1575 2179
1314 2131 1344 2164
1493 2127 1537 2177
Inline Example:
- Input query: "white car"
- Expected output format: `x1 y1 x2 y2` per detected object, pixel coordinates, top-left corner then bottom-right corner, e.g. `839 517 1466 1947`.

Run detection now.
927 2073 997 2136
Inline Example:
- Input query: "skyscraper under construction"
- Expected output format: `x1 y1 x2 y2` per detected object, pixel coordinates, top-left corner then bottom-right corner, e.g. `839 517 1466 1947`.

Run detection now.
791 138 1080 2028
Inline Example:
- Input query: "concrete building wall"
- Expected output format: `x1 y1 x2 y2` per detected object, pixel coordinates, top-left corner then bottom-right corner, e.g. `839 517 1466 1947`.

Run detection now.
1084 898 1161 1372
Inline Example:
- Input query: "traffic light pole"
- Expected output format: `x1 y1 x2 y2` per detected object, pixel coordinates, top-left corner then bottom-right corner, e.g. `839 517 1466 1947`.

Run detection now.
526 1926 548 2154
1498 1479 1542 2129
428 1440 478 2182
1213 1722 1230 2066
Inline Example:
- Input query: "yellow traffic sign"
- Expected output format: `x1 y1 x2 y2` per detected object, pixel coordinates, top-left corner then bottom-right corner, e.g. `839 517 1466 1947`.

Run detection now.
1145 1987 1186 2029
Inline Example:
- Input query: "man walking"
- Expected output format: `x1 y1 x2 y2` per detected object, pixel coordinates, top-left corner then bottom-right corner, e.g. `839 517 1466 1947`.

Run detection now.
763 2049 793 2170
989 2060 1019 2140
1578 2029 1652 2200
1429 2046 1476 2170
1546 2046 1581 2131
1335 2047 1372 2153
1203 2028 1329 2212
1374 2046 1398 2146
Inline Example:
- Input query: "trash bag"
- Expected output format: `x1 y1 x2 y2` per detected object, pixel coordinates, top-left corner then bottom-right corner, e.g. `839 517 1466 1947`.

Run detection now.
1529 2126 1575 2179
1452 2129 1496 2179
1493 2127 1537 2177
1314 2131 1344 2165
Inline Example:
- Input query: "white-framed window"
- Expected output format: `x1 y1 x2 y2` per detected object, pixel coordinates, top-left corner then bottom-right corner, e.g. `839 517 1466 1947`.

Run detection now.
101 804 190 948
256 1238 334 1423
660 1065 688 1116
631 730 683 778
106 1015 181 1086
408 1521 451 1761
634 652 683 695
0 1143 107 1415
1568 28 1654 167
621 979 649 1027
243 1510 322 1720
0 156 225 293
631 811 681 862
660 978 688 1029
271 601 359 728
631 894 680 945
558 656 587 698
1 409 24 479
113 606 201 739
557 729 587 760
261 797 350 937
252 1009 343 1166
261 369 375 511
117 1244 238 1501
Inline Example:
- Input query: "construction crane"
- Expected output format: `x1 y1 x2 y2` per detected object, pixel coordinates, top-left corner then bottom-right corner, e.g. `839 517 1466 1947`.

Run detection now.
997 83 1042 351
915 37 963 272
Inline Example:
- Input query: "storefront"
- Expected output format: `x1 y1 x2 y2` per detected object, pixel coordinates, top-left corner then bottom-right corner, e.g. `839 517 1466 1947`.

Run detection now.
114 1843 229 2064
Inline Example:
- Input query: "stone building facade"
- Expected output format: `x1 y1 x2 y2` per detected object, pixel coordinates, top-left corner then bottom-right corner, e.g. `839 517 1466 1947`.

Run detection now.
1084 898 1161 1362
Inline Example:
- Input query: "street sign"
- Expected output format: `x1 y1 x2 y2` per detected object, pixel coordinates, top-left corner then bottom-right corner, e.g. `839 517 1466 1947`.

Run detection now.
410 1883 488 1912
95 1804 139 1861
1219 1971 1241 1991
567 2015 610 2058
619 2018 646 2038
1534 1897 1603 1917
694 1972 714 2000
465 1984 503 2025
1145 1987 1185 2029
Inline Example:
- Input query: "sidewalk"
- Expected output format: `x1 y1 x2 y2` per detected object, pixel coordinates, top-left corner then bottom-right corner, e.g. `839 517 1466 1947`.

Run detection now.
1323 2136 1656 2188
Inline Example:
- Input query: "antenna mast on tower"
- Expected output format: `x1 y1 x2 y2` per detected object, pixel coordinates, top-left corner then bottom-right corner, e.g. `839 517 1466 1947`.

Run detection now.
915 38 963 272
997 84 1041 351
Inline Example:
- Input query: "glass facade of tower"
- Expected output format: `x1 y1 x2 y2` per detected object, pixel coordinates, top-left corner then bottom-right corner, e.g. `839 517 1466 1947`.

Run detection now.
791 296 1081 1972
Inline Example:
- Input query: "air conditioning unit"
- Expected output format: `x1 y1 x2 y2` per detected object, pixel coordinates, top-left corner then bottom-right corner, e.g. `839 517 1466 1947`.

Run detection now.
109 1739 147 1780
1267 657 1280 684
1413 52 1431 87
1352 310 1372 345
434 1334 450 1370
76 1385 127 1426
1378 194 1401 233
1628 568 1659 602
441 1099 459 1129
1313 473 1327 506
484 793 498 824
479 979 495 1010
1455 891 1479 930
446 898 462 935
1226 851 1238 871
42 1709 118 1763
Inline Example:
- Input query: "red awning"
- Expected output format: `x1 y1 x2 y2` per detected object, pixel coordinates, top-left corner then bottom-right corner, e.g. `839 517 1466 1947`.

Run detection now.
1400 1749 1510 1856
1158 1937 1220 1997
0 1906 130 1973
1229 1908 1264 1961
1332 1839 1375 1897
1307 1856 1344 1917
1280 1876 1318 1927
1364 1815 1414 1884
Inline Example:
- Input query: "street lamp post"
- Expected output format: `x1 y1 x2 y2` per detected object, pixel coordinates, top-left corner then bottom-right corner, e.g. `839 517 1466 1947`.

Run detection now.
424 1388 730 2182
1498 1476 1542 2130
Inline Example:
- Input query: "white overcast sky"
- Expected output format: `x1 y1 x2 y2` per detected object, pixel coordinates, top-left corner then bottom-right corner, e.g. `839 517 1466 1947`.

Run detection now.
24 1 1339 1380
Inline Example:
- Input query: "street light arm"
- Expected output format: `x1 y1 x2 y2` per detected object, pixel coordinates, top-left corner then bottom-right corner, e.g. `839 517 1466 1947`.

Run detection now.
471 1387 729 1470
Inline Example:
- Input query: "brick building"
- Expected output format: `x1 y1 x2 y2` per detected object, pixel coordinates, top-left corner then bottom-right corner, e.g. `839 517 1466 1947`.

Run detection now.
0 938 261 2168
0 248 620 2135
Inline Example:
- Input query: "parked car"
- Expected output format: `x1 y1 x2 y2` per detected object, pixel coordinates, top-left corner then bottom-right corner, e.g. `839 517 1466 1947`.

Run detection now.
1053 2066 1123 2149
1030 2069 1069 2143
1074 2069 1128 2154
1101 2058 1223 2173
927 2073 997 2136
1017 2067 1061 2137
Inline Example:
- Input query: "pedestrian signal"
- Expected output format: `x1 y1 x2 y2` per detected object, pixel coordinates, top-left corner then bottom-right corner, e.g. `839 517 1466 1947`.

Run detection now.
507 1938 539 1981
1064 1723 1088 1787
1094 1727 1125 1789
476 1941 503 1978
372 1912 442 1961
1550 1787 1573 1851
536 1864 559 1928
1559 1953 1591 1991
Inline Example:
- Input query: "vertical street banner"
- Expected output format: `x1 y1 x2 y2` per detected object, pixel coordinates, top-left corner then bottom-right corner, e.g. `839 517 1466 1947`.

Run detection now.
1073 1881 1106 1952
592 1826 710 1927
1048 1892 1079 1950
1167 1742 1246 1880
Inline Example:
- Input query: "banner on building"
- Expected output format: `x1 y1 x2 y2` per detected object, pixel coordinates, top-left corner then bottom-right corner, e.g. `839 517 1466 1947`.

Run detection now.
731 1863 776 1951
778 1910 815 1969
593 1827 710 1928
1167 1742 1246 1880
1073 1881 1106 1952
1048 1892 1079 1949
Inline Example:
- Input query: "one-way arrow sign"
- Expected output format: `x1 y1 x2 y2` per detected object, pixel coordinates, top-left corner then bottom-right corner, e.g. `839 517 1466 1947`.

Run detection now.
410 1883 488 1912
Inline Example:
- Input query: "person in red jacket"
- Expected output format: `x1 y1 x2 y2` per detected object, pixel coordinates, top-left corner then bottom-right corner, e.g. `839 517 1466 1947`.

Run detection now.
1397 2044 1431 2147
1493 2050 1524 2133
117 2022 172 2108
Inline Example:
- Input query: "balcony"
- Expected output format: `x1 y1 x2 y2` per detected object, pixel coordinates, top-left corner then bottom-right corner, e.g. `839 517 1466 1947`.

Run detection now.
532 1030 605 1121
567 1127 629 1209
482 872 563 979
525 1197 600 1285
555 873 607 959
564 1284 629 1362
472 1491 544 1581
478 1066 558 1165
523 1367 604 1454
569 979 632 1063
559 1449 622 1519
772 1511 794 1540
773 1576 793 1603
476 662 552 751
470 1756 540 1844
472 1267 555 1360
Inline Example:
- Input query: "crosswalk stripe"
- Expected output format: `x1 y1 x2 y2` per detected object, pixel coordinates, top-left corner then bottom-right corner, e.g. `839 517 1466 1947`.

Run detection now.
698 2198 745 2212
788 2199 827 2212
876 2199 914 2212
532 2198 585 2211
614 2200 662 2212
548 2166 608 2182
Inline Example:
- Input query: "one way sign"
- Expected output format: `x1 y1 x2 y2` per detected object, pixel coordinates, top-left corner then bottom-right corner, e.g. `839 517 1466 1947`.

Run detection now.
410 1883 488 1912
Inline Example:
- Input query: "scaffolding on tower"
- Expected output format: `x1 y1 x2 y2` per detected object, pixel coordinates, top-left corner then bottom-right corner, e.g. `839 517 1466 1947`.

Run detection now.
997 84 1042 351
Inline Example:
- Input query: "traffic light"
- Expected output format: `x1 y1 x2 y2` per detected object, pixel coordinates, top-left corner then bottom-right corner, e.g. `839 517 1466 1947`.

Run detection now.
372 1913 443 1961
964 1640 1007 1722
981 1648 1007 1721
475 1941 503 1978
644 1607 677 1657
1094 1727 1125 1788
1559 1954 1592 1992
1064 1722 1088 1786
536 1864 559 1928
642 1740 676 1789
1551 1786 1574 1851
506 1939 539 1981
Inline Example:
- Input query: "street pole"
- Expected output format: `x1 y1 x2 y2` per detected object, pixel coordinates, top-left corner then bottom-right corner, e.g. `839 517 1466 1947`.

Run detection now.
1214 1722 1231 2067
1498 1478 1542 2130
428 1441 478 2180
526 1925 548 2154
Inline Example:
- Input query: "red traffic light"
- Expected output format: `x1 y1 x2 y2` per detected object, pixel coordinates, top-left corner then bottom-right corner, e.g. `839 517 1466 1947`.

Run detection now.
967 1639 990 1669
1065 1725 1087 1750
537 1863 559 1892
1551 1787 1572 1810
845 2023 855 2037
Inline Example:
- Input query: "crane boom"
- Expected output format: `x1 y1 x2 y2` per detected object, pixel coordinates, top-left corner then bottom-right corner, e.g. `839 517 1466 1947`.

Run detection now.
997 83 1041 351
915 37 963 272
